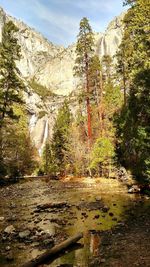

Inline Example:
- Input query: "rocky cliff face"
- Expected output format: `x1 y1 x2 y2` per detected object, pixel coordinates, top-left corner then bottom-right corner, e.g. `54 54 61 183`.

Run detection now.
0 7 125 153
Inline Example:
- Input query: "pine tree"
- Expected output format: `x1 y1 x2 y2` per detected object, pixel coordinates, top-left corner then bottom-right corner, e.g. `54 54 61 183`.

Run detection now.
89 55 102 105
1 105 38 178
42 142 55 175
0 21 24 122
102 55 113 84
51 101 72 176
116 0 150 183
74 17 95 146
90 137 115 177
0 21 25 177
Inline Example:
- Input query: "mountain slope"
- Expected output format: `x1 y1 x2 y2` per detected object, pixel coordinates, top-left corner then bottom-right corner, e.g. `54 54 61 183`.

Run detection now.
0 7 125 152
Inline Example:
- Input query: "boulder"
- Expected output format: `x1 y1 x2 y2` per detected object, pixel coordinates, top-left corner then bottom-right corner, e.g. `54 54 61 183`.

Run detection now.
0 216 5 221
19 230 31 239
128 185 141 194
4 225 16 234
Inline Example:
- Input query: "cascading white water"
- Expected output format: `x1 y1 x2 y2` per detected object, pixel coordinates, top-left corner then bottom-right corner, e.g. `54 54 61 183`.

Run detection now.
29 114 38 133
100 36 106 57
39 118 49 156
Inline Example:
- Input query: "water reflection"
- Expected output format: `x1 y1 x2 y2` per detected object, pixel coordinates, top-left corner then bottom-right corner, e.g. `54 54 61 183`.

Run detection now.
0 177 139 267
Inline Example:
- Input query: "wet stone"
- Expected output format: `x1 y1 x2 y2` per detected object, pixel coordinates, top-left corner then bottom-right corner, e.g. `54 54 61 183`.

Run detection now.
5 253 14 262
94 214 100 219
4 225 16 234
19 230 31 239
10 203 16 208
7 215 17 222
102 205 110 213
5 246 11 251
112 217 118 221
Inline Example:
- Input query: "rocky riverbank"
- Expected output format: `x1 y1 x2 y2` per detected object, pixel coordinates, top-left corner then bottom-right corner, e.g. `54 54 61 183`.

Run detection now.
0 177 149 266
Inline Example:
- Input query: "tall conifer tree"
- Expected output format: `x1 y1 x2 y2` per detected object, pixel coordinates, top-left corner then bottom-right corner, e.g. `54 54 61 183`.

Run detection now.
74 17 94 146
0 21 25 177
0 21 24 123
116 0 150 182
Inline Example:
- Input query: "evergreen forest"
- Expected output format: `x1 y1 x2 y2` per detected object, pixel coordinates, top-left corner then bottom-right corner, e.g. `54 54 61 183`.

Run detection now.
0 0 149 187
0 1 150 267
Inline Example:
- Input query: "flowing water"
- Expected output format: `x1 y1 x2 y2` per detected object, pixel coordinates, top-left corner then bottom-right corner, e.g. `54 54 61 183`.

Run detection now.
0 177 146 266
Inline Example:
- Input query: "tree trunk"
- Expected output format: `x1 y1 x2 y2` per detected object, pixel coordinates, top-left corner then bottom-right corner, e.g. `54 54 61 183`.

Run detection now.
85 53 92 147
99 70 103 136
86 96 92 147
122 63 127 106
22 232 83 267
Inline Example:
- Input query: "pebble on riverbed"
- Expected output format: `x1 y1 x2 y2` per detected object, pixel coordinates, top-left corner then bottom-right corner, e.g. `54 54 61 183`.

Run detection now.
102 205 110 213
4 225 16 234
19 230 31 239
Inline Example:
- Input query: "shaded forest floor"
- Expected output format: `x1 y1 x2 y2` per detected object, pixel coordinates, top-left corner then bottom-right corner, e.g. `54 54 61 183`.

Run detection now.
93 199 150 267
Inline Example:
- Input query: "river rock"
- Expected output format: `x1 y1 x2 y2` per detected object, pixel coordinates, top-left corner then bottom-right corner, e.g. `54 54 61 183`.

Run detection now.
94 214 100 219
7 215 17 222
102 205 110 213
5 253 14 261
19 230 31 239
95 197 102 201
43 238 54 246
5 246 11 251
4 225 16 234
10 202 16 208
0 216 4 221
117 167 128 181
109 212 114 217
128 185 141 194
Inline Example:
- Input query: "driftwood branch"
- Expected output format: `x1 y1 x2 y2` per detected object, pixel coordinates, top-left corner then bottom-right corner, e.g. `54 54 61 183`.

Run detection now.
22 232 83 267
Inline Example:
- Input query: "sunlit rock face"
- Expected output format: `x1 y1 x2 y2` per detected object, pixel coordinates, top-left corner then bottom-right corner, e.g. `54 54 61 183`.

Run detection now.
96 12 125 58
0 7 125 152
35 44 77 96
31 13 125 96
0 7 125 96
8 18 64 79
0 8 5 42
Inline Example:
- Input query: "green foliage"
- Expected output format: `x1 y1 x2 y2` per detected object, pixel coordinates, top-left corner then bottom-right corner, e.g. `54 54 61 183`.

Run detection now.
0 21 24 121
0 105 38 178
74 17 94 77
88 55 102 103
29 79 54 100
42 142 56 175
102 55 113 83
38 110 47 119
104 83 123 118
0 21 38 179
116 0 150 183
90 137 115 176
43 101 72 176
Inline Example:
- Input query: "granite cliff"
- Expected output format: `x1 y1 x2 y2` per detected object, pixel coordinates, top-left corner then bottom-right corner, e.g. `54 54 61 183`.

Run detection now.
0 7 125 153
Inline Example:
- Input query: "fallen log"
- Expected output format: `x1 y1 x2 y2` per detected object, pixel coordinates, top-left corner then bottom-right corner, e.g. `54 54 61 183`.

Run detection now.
22 232 83 267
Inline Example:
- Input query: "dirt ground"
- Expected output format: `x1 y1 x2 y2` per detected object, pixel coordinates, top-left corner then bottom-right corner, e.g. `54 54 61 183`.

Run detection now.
91 198 150 267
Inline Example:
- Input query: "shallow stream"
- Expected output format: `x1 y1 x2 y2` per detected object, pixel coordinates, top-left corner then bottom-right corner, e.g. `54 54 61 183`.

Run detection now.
0 177 146 266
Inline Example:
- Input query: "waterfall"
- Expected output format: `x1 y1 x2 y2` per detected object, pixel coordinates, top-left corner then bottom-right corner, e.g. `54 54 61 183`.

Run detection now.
39 119 49 156
100 35 107 57
29 114 38 133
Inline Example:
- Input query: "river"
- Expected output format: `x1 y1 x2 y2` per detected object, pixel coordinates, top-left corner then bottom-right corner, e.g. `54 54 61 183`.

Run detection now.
0 177 149 266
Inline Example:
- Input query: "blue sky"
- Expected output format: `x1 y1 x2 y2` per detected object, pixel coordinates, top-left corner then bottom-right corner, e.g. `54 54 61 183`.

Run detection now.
0 0 127 46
